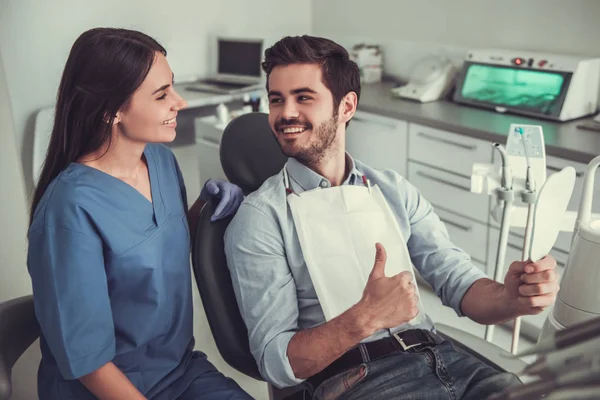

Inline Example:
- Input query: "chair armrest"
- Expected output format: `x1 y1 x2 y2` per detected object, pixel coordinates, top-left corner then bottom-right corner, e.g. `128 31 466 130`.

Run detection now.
0 295 40 400
436 323 527 374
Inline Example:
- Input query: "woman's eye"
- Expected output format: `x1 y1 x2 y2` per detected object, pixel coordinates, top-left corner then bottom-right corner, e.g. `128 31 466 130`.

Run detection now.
157 93 167 100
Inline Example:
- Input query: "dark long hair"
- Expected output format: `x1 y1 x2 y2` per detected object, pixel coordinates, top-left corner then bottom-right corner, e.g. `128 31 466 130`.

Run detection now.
30 28 166 225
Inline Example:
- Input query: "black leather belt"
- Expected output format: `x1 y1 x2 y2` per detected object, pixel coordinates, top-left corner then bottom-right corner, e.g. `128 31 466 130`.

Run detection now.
307 329 444 390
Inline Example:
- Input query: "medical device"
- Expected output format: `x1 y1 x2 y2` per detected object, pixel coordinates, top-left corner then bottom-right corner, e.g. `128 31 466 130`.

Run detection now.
538 155 600 343
516 316 600 358
391 54 457 103
453 49 600 121
489 316 600 400
471 124 576 354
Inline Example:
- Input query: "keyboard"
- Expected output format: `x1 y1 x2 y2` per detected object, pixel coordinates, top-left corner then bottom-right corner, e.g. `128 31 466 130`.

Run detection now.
186 79 261 94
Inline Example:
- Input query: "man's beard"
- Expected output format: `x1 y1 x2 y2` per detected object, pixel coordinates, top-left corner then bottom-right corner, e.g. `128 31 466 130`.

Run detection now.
275 112 339 167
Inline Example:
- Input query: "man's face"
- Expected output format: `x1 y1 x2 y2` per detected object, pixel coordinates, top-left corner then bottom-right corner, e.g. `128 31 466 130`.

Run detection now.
267 63 341 166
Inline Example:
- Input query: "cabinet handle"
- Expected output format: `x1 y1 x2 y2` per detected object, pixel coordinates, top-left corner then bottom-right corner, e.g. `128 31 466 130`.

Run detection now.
352 116 397 130
507 242 524 252
416 171 471 192
547 164 583 178
506 242 568 266
417 132 477 151
199 136 220 146
439 216 473 232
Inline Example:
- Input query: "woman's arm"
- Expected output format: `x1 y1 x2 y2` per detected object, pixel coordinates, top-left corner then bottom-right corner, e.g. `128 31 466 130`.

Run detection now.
79 362 146 400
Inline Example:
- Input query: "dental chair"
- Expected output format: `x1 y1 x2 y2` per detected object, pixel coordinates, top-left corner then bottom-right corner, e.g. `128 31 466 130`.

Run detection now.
191 113 526 400
0 295 40 400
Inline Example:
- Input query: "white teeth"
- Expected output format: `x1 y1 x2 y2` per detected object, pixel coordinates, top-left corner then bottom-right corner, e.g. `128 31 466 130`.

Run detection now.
163 117 176 125
282 127 306 134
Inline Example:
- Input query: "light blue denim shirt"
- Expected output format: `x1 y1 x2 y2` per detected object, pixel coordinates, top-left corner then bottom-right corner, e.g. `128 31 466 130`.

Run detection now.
224 156 487 388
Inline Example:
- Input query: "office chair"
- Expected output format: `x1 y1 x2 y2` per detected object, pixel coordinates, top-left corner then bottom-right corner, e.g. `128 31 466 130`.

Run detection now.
191 113 526 400
0 295 40 400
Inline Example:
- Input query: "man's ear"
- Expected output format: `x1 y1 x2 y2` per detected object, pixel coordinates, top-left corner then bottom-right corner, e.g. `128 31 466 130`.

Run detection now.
338 92 358 125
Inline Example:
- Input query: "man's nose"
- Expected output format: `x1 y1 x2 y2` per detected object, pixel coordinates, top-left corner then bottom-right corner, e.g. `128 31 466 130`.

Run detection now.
281 101 300 120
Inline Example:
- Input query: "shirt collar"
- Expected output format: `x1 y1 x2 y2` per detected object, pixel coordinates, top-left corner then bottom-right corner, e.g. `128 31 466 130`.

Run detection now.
285 154 362 191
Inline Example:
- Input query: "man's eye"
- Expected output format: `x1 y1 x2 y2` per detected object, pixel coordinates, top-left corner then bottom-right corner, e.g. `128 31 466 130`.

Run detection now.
270 98 282 104
298 96 311 101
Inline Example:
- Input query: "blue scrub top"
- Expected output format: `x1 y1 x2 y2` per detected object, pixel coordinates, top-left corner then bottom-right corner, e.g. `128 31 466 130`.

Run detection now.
28 144 212 399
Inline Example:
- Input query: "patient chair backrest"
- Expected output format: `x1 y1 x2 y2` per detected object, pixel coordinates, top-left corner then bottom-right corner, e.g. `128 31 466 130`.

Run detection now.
191 113 286 380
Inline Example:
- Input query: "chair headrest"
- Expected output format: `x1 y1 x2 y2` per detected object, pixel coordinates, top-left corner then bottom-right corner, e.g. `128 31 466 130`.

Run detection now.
220 113 287 195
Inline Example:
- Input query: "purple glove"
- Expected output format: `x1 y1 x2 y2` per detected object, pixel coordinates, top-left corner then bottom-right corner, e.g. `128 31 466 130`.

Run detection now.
200 179 244 221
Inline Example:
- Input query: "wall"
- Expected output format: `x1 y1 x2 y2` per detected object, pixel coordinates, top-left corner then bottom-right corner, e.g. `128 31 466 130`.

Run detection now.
1 0 312 196
0 24 30 304
313 0 600 80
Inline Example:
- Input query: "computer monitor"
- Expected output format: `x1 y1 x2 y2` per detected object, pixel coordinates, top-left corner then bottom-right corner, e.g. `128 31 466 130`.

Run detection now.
215 37 263 84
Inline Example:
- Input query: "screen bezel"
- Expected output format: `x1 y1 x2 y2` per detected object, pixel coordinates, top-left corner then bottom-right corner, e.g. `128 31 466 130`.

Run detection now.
452 61 573 120
214 36 263 83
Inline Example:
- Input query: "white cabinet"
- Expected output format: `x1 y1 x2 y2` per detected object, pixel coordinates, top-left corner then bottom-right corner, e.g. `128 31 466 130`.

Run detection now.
195 117 227 184
197 138 227 184
346 111 408 176
406 123 494 273
408 162 490 224
434 207 489 271
408 124 493 177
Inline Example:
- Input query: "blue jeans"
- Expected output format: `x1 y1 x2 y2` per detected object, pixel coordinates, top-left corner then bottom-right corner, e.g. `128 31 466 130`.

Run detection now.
176 369 253 400
311 341 521 400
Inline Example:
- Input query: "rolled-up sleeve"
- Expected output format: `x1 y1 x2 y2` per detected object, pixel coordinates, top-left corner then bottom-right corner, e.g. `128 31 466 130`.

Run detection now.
225 202 305 388
401 178 487 316
27 226 115 379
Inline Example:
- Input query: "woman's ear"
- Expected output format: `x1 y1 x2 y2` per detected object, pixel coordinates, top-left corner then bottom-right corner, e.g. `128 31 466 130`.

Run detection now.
104 112 121 125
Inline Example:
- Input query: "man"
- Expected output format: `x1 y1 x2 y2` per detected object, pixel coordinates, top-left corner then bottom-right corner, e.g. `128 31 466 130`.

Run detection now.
224 35 560 399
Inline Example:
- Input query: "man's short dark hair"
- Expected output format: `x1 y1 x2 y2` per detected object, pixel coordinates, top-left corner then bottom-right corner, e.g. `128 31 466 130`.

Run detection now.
262 35 361 118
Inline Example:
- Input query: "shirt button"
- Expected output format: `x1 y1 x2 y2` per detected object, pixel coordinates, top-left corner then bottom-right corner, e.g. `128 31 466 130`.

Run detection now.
320 180 328 188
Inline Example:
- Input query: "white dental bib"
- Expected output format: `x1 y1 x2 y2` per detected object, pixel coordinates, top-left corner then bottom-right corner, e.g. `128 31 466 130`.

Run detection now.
283 167 426 326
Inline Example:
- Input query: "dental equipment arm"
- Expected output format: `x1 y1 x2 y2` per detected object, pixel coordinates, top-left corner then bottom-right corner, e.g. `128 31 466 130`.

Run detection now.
485 143 515 342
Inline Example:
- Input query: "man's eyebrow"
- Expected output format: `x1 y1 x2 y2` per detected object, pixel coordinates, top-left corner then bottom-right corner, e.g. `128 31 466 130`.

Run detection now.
291 87 317 95
268 88 317 97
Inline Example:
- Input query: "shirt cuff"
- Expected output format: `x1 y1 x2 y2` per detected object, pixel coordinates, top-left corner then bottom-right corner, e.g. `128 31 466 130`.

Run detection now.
58 337 116 380
448 266 488 317
260 331 305 388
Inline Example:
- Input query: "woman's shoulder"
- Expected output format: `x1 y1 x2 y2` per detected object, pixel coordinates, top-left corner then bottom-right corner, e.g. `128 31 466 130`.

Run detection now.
29 164 104 234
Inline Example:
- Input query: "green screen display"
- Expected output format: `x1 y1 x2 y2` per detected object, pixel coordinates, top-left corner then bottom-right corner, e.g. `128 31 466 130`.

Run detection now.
460 64 565 114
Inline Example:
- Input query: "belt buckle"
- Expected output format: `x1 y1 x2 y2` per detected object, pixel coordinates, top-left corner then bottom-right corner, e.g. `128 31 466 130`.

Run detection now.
393 332 422 351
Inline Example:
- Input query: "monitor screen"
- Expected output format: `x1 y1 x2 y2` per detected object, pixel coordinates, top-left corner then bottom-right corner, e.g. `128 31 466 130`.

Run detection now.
455 63 570 116
218 39 262 78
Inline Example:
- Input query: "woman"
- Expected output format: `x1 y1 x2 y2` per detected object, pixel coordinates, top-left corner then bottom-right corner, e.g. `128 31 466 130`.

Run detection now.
27 28 251 400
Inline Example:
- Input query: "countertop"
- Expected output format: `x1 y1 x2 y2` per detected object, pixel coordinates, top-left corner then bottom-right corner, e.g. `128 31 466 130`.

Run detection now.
358 81 600 164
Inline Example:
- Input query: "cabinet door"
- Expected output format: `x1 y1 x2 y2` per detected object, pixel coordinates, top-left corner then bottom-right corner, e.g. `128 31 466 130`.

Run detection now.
408 161 490 224
198 138 227 184
346 111 408 177
434 207 489 270
408 124 492 177
171 145 202 207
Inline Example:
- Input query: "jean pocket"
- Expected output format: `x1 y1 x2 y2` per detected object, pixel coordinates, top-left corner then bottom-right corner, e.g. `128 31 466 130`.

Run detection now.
312 364 369 400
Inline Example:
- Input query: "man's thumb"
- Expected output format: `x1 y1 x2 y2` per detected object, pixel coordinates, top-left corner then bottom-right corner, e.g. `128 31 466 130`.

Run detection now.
369 243 387 279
